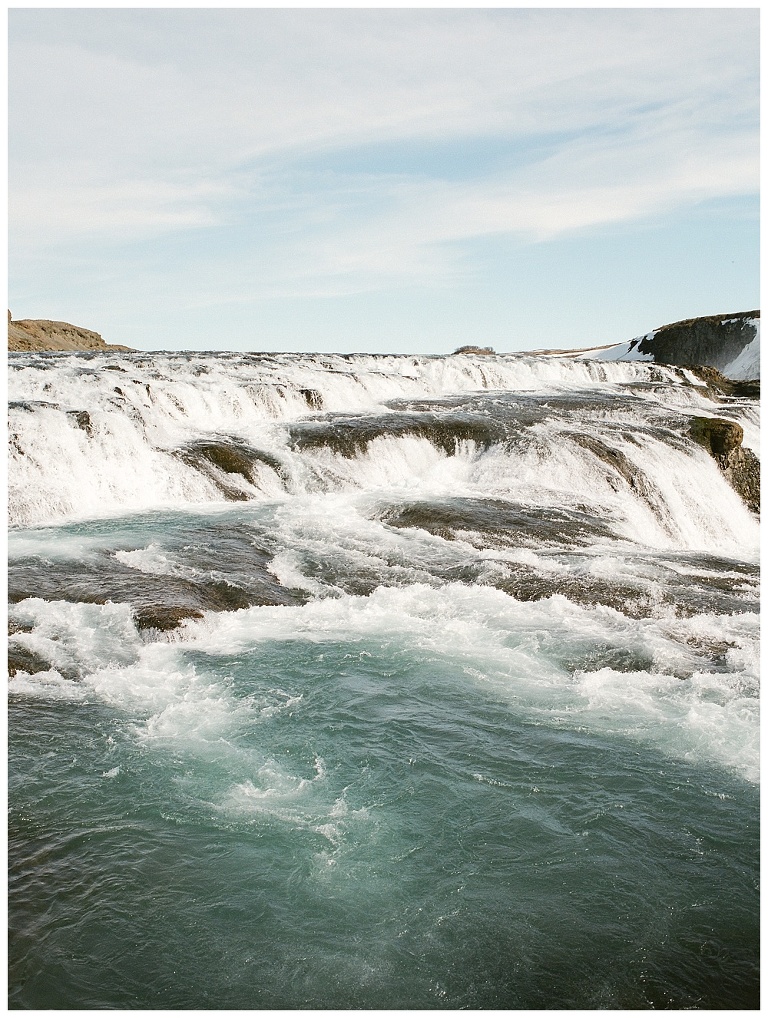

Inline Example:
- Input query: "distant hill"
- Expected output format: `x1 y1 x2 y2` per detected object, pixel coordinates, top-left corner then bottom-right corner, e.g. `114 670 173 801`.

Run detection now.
8 314 135 352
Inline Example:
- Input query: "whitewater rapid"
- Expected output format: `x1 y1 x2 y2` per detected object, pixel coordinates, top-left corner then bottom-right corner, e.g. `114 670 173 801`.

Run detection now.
7 350 760 554
9 349 760 776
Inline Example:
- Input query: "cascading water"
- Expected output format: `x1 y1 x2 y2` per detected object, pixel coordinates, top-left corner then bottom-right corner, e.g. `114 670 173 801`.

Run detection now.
8 349 759 1009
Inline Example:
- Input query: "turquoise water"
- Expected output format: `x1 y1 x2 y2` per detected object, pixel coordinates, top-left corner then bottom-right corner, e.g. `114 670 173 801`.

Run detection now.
9 625 759 1009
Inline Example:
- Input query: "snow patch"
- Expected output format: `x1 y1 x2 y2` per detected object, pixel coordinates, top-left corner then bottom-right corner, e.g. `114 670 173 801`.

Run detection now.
721 321 760 380
577 332 655 363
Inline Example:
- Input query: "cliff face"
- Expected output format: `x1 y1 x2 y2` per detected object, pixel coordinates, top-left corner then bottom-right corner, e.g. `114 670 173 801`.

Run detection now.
8 316 134 353
635 311 759 375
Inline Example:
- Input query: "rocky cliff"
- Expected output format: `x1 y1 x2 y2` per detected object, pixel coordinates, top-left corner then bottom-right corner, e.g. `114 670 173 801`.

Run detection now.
580 310 760 379
633 311 759 377
8 314 134 353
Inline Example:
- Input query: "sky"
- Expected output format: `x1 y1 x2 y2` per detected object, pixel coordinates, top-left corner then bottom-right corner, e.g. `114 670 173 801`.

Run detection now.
8 7 760 354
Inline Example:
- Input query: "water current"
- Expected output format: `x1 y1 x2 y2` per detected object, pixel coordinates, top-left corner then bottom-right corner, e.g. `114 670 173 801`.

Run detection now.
8 349 760 1008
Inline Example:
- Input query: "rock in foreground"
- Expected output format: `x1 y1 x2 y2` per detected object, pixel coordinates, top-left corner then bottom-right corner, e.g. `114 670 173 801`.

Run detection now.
690 415 760 514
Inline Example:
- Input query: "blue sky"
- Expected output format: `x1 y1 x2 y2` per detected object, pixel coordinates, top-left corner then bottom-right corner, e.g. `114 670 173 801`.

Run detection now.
8 8 759 354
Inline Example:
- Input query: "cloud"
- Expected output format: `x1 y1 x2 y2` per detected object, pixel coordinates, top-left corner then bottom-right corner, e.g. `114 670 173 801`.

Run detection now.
9 8 759 302
10 177 239 243
171 109 757 305
11 11 757 163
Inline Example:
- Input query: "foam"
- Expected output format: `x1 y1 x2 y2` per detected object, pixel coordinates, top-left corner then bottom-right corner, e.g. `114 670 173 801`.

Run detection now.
163 582 758 782
8 351 760 790
114 544 198 579
9 575 758 785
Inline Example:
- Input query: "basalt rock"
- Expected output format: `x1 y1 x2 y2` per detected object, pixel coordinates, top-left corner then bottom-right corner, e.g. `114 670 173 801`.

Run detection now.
690 416 760 514
186 441 258 479
289 411 507 458
8 644 54 678
66 410 94 436
690 417 744 458
570 434 664 520
177 439 289 499
636 311 758 375
8 543 306 635
380 498 614 548
299 388 324 410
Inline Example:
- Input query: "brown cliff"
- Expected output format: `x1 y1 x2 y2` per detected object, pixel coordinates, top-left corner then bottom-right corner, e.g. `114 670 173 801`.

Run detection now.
8 314 134 352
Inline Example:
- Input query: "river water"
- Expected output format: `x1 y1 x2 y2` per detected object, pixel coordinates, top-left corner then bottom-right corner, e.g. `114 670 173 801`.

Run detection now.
8 350 760 1008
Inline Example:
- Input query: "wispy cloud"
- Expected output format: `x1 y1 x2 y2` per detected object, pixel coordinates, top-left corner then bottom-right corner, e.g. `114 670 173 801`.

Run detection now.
10 177 239 241
8 8 759 345
163 110 757 304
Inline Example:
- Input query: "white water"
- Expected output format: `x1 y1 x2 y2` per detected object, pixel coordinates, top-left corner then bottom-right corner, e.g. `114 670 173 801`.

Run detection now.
10 576 759 783
7 351 759 561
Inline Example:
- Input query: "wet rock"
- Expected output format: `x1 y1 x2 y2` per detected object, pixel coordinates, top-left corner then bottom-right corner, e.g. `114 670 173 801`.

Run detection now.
561 644 656 674
572 435 643 490
8 645 53 677
177 439 289 499
8 619 33 636
189 441 256 478
683 365 760 400
453 345 495 355
9 400 60 412
9 531 308 635
66 410 94 436
690 417 743 458
492 567 650 617
380 498 614 548
690 416 760 514
490 560 757 623
133 604 205 632
289 411 506 458
727 451 760 515
570 434 667 523
131 578 260 632
299 388 324 410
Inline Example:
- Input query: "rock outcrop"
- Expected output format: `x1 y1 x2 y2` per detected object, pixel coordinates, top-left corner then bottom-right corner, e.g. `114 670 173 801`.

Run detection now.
8 313 134 352
634 311 759 376
684 365 759 400
583 310 760 379
690 415 760 514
